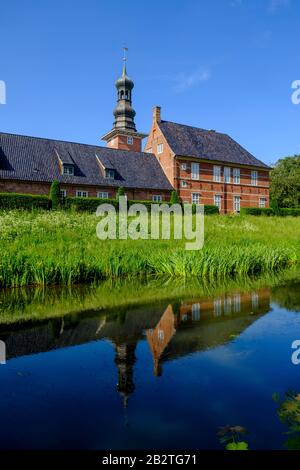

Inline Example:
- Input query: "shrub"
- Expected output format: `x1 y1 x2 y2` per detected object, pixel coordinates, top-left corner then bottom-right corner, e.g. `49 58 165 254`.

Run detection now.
170 191 180 204
116 186 125 201
191 204 219 215
240 207 273 216
0 193 49 210
64 196 119 212
49 181 61 209
279 208 300 217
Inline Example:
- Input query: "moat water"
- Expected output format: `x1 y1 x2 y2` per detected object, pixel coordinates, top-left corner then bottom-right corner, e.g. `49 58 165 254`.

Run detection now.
0 271 299 450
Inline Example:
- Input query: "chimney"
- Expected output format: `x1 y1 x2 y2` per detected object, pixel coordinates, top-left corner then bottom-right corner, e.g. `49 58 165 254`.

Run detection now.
153 106 161 123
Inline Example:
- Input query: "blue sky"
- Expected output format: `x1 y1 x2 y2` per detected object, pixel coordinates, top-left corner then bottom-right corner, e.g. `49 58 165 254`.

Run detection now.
0 0 299 165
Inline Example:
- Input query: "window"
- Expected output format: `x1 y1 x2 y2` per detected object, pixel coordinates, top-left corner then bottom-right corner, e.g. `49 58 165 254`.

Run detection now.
224 167 231 183
127 136 133 145
181 180 188 188
158 330 164 342
259 198 266 208
192 193 200 204
214 194 222 211
224 297 232 315
233 294 241 313
181 163 187 171
251 170 258 186
214 299 222 317
213 165 221 182
105 169 115 179
152 195 162 202
60 189 67 198
97 192 109 199
191 162 200 180
191 303 200 321
63 165 74 176
76 190 88 198
233 168 240 184
252 293 259 310
157 143 164 154
234 195 241 213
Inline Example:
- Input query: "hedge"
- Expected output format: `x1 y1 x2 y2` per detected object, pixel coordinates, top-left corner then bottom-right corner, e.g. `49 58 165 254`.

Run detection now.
279 208 300 217
0 193 50 210
241 207 300 217
64 197 219 215
240 207 274 216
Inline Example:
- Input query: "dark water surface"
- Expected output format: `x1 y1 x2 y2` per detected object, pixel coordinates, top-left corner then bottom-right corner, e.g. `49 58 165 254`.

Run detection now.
0 273 299 450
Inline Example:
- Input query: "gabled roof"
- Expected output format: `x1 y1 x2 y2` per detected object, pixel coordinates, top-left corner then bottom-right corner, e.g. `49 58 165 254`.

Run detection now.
0 132 173 190
159 120 270 169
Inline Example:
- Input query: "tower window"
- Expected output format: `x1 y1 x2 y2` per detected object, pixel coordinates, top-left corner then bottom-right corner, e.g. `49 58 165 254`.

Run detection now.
157 143 163 154
127 136 133 145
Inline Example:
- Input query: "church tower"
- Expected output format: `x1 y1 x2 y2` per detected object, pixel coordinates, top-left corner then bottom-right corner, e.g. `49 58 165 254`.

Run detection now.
101 49 147 152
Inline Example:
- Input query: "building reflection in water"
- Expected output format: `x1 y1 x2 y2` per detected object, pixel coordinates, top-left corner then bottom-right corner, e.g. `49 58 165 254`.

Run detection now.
0 289 271 407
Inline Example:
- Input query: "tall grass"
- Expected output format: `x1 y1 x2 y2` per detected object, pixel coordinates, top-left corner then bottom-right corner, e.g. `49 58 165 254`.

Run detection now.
0 210 299 287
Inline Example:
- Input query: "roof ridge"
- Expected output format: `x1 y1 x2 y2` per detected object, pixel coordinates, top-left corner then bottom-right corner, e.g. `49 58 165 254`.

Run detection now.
0 131 154 157
160 120 227 136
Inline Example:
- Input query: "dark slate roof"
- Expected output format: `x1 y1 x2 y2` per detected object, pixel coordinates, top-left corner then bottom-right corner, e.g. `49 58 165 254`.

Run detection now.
159 121 270 169
0 132 173 190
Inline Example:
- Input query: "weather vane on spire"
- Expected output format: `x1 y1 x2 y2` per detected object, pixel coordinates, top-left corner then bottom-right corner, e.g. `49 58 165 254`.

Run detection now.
123 45 128 63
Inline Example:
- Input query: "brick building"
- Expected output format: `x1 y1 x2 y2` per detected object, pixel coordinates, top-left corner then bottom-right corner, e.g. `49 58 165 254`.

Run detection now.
0 58 270 212
145 106 270 213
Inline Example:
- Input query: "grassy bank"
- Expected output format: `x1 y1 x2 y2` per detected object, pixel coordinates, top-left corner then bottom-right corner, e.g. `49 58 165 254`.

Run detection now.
0 210 299 287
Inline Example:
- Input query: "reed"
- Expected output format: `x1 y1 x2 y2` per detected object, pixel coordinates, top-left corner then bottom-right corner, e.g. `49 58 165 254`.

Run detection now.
0 210 298 287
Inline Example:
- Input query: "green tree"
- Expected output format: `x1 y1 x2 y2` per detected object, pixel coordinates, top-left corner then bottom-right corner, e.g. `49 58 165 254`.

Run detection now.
116 186 125 201
49 180 61 210
170 190 180 204
270 155 300 208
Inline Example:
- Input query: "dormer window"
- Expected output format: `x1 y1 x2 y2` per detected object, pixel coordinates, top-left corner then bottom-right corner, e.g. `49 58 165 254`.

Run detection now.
63 164 74 176
105 169 115 179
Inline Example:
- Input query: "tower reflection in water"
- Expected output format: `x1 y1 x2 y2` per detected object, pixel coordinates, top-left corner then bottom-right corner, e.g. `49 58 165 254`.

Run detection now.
1 288 271 407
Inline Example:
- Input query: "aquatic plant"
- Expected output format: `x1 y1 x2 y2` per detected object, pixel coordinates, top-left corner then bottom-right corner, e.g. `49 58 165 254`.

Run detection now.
0 210 298 287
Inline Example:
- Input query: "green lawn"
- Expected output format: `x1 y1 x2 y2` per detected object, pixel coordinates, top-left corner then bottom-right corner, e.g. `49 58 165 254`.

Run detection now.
0 210 299 287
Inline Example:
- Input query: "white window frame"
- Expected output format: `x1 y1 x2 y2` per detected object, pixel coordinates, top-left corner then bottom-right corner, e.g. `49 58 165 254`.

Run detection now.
214 194 222 211
259 197 266 208
157 143 164 154
213 165 221 183
60 189 67 198
191 303 201 321
251 170 258 186
181 180 188 188
97 192 109 199
181 162 187 171
192 193 200 204
63 165 74 176
127 136 133 145
76 190 88 198
224 167 231 183
152 195 162 202
105 169 115 180
233 168 240 184
234 195 241 213
191 162 200 180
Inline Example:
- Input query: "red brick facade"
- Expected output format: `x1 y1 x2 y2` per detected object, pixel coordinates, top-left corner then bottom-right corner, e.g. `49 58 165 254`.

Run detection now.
145 107 270 214
0 179 170 202
106 134 143 152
